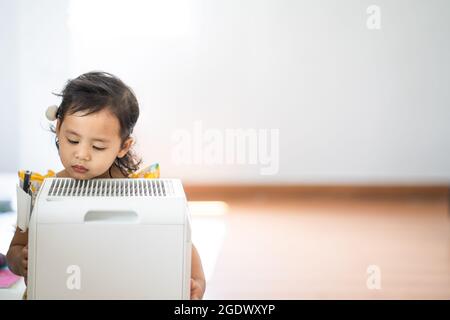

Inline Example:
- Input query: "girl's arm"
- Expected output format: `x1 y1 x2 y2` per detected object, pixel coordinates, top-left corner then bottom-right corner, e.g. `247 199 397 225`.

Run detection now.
7 228 29 278
191 243 206 299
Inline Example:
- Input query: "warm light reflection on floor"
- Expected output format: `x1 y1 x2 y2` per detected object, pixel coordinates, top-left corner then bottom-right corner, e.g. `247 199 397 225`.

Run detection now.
188 201 228 286
188 201 229 216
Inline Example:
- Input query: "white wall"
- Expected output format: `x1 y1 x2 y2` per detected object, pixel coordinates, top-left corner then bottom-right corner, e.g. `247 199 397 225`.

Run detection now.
2 0 450 184
16 0 71 173
0 0 20 171
0 0 70 174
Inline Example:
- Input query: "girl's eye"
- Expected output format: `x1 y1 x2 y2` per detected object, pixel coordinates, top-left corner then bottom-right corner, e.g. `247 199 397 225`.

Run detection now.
68 138 105 151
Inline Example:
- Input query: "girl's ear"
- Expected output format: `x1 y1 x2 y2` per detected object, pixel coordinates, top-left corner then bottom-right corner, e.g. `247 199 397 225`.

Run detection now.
118 137 134 158
55 120 61 136
56 120 61 134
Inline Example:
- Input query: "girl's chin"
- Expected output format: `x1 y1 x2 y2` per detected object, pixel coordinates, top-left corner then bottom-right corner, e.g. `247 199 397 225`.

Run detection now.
70 170 92 180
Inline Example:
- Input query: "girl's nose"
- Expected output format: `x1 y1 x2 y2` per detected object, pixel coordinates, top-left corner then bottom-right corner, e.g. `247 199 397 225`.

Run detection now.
75 146 91 161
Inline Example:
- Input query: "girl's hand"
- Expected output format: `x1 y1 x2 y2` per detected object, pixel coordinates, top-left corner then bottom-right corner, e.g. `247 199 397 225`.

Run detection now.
21 245 28 282
190 278 204 300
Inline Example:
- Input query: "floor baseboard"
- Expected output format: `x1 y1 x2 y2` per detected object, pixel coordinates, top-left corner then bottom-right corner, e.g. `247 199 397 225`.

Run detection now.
184 184 450 200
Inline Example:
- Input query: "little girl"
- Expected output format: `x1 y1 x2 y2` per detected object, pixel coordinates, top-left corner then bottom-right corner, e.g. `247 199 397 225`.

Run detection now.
6 71 206 299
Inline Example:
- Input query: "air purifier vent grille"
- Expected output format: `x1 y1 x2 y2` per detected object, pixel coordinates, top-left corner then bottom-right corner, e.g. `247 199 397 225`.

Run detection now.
48 179 173 197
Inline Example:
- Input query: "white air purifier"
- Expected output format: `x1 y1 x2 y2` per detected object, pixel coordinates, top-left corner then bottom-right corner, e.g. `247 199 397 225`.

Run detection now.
27 178 192 299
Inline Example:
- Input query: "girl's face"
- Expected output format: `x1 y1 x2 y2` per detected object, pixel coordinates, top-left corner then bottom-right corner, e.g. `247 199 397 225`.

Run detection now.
56 108 132 180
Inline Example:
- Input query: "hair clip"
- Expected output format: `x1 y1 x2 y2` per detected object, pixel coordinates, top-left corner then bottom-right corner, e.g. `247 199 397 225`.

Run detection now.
46 105 59 121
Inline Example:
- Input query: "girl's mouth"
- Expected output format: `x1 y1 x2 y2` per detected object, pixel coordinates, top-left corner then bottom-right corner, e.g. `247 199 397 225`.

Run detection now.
72 165 88 173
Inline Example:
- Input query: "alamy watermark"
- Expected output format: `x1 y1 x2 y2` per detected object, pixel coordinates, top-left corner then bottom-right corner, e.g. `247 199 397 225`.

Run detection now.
66 264 81 290
367 5 381 30
171 121 280 175
366 264 382 290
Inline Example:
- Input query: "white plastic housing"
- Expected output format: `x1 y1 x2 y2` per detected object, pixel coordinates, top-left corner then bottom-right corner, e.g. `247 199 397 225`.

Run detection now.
27 178 191 300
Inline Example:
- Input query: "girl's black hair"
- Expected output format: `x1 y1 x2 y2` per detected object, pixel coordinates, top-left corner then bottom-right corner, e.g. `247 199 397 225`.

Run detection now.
50 71 142 177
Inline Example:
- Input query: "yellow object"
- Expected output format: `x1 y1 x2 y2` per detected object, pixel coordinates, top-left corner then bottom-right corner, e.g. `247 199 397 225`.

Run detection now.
18 170 56 183
18 170 56 193
127 163 160 179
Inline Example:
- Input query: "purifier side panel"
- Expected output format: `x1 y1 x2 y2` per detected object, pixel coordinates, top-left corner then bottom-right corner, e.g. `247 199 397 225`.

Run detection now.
34 224 185 299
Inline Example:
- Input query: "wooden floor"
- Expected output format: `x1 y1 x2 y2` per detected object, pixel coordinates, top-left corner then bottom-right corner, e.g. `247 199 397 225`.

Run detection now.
1 184 449 300
192 193 450 299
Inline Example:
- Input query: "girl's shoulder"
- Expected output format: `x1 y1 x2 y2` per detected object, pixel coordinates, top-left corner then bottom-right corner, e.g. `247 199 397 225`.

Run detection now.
107 163 160 179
